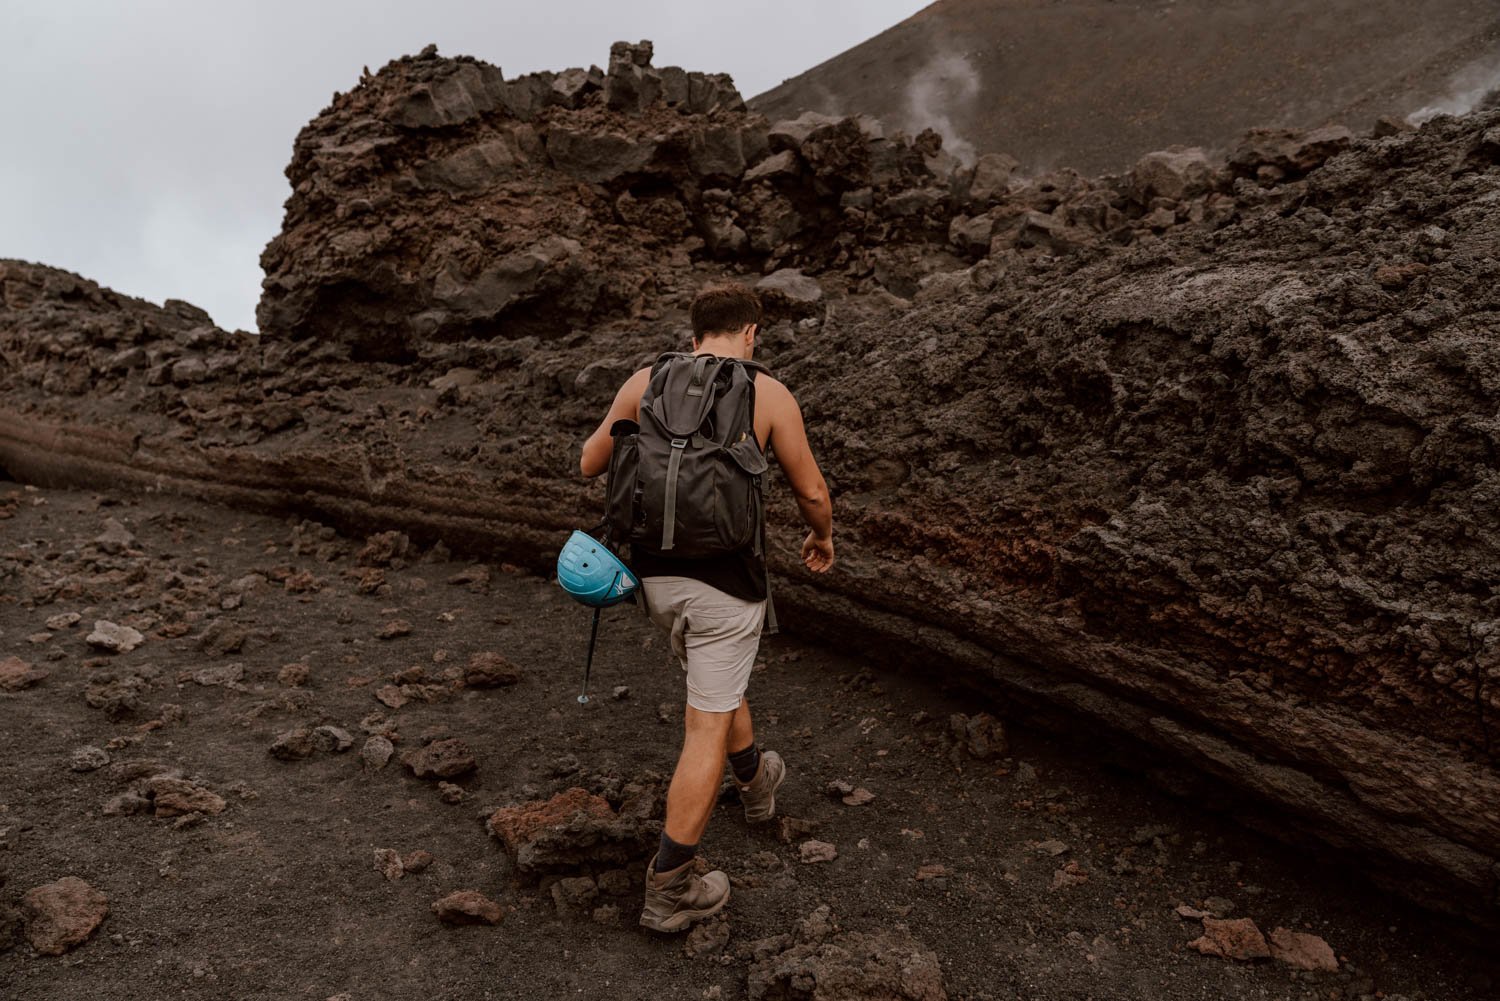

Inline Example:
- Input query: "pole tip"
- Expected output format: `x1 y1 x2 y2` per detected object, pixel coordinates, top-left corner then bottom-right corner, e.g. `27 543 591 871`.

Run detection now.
577 694 590 704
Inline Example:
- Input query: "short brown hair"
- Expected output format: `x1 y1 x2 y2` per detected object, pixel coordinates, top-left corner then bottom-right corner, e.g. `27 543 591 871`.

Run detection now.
691 283 761 339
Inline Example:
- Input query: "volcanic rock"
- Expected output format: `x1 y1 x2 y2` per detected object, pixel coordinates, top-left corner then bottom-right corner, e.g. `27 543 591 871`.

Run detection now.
20 877 109 955
84 673 147 720
747 923 946 1001
799 840 837 864
550 875 598 915
431 890 503 926
949 712 1008 760
5 49 1500 936
756 269 822 305
85 620 144 654
1229 125 1354 179
487 787 657 873
69 746 110 772
269 729 316 761
193 663 244 687
463 651 522 688
1268 926 1339 971
401 738 477 779
0 656 48 691
1129 146 1218 202
145 776 226 817
312 726 355 753
360 736 395 769
373 848 404 881
1189 916 1271 961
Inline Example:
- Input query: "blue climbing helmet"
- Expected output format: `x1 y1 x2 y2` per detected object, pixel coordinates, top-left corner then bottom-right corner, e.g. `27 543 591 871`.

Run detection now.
556 530 639 608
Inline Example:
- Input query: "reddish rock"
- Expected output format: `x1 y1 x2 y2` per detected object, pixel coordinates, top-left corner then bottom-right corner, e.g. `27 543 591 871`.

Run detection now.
431 890 502 926
799 840 837 864
278 662 311 686
1189 916 1271 961
402 850 435 873
373 848 404 881
358 530 411 566
487 787 655 873
401 738 477 779
1050 861 1089 889
0 655 48 691
1268 926 1339 971
463 651 522 688
269 728 316 761
146 777 226 817
21 877 108 955
375 619 412 640
374 684 409 709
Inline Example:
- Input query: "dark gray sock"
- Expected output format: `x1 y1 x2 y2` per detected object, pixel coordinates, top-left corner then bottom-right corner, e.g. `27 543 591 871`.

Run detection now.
656 831 697 873
729 742 761 784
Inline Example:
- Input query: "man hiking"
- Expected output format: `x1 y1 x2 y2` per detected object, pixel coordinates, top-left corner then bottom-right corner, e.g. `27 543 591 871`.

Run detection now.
579 282 834 933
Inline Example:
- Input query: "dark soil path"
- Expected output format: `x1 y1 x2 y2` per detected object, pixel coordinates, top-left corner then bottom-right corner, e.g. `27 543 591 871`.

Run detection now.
1 481 1494 1000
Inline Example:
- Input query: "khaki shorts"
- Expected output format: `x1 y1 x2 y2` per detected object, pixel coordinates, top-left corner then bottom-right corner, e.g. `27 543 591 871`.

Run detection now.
642 576 766 713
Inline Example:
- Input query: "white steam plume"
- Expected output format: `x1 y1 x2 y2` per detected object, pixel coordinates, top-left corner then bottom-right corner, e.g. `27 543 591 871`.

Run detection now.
1407 57 1500 124
903 50 980 163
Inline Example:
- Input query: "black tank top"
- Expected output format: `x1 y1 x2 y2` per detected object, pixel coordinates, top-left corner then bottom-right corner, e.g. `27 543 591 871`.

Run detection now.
630 545 767 603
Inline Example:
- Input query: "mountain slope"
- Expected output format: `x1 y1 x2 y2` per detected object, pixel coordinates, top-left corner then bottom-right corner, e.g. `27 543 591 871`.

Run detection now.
751 0 1500 172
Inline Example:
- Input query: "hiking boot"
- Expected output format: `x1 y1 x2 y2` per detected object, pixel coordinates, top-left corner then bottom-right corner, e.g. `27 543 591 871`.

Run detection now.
737 749 785 823
639 855 730 933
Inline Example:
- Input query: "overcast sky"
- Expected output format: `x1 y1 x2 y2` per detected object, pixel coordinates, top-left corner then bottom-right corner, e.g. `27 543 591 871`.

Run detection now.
3 1 927 333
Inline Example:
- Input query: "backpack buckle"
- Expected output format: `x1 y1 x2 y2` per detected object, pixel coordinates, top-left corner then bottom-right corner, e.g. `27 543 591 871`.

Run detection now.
670 438 689 449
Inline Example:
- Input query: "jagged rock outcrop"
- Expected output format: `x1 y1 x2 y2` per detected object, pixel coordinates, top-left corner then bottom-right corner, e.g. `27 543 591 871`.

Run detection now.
3 46 1499 930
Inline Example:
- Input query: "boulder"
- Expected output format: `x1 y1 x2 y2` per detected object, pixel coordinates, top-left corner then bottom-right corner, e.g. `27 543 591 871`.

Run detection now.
756 269 823 305
1189 916 1271 961
1268 927 1339 971
389 61 506 129
431 890 503 926
401 738 478 779
768 112 842 152
464 651 522 687
545 128 657 183
1229 125 1354 177
86 620 144 654
145 776 226 817
21 877 108 955
967 152 1020 203
487 787 657 873
0 656 48 691
1129 146 1217 202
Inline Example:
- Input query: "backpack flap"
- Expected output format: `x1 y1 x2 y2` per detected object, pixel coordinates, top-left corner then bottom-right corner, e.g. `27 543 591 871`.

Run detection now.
634 355 768 557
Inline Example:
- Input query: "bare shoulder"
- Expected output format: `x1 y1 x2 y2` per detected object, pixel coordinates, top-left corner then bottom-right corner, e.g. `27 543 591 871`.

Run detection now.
752 372 795 410
620 365 652 398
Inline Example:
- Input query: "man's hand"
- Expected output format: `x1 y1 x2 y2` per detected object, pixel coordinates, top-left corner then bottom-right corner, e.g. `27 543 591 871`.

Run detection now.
802 532 834 573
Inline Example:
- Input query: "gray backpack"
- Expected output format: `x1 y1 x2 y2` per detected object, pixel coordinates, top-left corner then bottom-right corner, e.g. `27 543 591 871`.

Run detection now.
605 352 770 559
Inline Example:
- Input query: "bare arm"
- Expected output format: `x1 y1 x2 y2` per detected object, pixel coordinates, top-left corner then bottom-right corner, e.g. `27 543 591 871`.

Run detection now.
764 380 834 572
580 367 650 477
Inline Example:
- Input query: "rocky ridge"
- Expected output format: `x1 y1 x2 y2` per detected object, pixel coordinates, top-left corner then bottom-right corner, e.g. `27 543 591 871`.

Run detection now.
2 44 1499 930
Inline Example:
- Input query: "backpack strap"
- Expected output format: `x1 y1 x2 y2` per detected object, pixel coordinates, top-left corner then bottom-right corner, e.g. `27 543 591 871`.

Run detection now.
660 433 689 550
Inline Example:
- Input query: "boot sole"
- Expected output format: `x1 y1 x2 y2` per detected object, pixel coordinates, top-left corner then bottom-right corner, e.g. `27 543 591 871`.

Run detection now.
638 886 731 933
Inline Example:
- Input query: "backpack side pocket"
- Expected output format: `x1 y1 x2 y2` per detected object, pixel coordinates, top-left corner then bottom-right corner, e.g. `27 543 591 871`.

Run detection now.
603 419 640 546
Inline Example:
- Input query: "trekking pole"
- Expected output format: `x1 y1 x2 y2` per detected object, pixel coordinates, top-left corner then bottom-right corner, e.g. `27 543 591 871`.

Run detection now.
578 606 602 704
